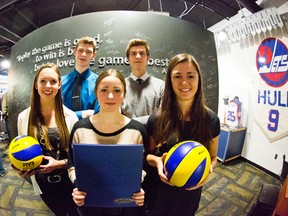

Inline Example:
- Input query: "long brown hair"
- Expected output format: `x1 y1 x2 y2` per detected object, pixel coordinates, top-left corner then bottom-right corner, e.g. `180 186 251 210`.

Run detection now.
153 53 212 148
28 63 70 151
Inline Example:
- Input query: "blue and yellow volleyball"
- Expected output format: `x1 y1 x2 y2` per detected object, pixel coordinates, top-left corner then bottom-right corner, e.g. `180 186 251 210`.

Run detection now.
9 135 43 170
164 140 211 188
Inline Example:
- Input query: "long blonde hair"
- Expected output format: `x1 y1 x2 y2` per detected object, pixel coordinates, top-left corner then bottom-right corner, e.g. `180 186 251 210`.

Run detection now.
28 63 70 151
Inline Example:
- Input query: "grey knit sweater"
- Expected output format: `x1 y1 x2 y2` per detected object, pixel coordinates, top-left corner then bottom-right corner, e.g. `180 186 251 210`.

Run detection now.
122 76 165 125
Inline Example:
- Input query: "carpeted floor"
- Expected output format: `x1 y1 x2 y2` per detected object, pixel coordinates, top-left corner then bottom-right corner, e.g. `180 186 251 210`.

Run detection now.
0 139 282 216
197 158 281 216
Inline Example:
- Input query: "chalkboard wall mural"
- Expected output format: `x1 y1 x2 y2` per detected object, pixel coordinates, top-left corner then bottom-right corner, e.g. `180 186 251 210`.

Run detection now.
9 11 218 138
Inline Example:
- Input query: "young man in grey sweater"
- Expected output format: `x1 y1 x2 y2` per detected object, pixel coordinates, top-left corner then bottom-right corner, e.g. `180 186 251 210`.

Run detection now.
122 39 165 126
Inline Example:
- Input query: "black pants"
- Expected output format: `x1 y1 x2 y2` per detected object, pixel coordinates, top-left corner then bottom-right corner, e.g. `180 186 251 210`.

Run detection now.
36 171 79 216
144 169 201 216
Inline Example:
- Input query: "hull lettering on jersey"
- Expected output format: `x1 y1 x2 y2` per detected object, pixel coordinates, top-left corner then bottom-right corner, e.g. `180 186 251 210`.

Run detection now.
258 90 288 107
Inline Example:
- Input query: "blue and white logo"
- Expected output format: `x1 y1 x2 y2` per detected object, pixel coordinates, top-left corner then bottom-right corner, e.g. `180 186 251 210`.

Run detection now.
256 37 288 87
